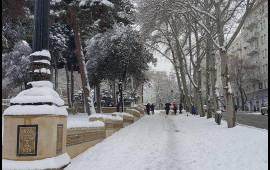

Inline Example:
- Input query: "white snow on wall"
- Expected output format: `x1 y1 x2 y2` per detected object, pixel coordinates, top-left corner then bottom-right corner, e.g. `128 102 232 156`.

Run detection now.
112 112 134 118
89 114 123 121
2 153 70 170
3 105 68 116
68 120 105 129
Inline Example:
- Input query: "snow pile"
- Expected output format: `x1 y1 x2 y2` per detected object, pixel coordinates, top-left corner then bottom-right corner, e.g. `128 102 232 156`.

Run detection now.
2 153 70 170
65 111 268 170
9 87 64 106
68 120 104 129
112 112 134 118
30 50 51 59
3 105 68 116
67 113 105 129
89 114 123 121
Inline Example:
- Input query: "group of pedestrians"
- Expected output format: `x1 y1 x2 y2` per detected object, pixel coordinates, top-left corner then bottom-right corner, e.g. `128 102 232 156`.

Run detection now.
145 102 197 116
165 102 183 115
146 103 155 115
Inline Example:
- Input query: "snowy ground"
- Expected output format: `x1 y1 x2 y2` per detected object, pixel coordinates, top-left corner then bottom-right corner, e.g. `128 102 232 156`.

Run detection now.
65 110 268 170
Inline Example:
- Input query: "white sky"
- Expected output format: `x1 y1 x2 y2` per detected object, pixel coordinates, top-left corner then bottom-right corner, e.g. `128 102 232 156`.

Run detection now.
150 51 174 73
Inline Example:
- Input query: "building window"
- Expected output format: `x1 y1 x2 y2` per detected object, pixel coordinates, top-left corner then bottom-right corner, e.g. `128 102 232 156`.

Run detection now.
261 36 264 44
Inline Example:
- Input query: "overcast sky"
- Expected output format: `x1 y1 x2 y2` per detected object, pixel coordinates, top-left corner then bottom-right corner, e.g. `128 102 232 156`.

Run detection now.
149 49 174 73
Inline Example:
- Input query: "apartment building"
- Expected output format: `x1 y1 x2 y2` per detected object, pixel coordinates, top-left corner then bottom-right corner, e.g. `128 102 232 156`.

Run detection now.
228 0 268 111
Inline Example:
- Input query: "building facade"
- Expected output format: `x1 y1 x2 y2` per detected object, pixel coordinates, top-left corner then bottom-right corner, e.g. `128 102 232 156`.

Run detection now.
228 0 268 111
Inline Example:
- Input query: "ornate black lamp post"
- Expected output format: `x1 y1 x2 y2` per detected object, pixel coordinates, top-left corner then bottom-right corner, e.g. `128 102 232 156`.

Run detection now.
2 1 70 167
31 0 51 82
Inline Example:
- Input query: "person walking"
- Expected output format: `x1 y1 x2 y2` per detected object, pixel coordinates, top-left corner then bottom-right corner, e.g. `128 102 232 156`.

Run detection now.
146 103 150 115
191 105 196 115
179 102 183 114
173 102 177 115
165 102 171 115
150 103 155 115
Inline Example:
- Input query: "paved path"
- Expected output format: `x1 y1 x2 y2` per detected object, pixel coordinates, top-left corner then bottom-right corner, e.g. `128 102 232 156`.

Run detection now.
65 111 268 170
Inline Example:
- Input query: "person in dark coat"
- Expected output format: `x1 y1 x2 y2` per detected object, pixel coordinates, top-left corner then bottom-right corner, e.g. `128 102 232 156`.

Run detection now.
150 103 155 114
146 103 151 115
165 102 171 115
234 104 237 112
179 102 183 114
173 103 177 115
191 105 196 115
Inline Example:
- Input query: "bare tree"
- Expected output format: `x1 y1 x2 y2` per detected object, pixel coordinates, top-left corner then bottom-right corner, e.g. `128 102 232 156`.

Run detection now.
229 55 260 111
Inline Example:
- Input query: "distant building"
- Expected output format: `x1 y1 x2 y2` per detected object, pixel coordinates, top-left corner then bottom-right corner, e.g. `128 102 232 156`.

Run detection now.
228 0 268 111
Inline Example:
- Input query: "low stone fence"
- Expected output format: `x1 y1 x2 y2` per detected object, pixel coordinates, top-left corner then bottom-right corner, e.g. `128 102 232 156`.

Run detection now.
125 109 140 121
2 107 144 168
112 112 134 127
89 115 123 137
66 126 106 158
130 107 146 117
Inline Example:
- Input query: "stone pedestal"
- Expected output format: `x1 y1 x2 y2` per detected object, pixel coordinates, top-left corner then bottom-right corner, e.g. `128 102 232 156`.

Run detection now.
3 115 67 161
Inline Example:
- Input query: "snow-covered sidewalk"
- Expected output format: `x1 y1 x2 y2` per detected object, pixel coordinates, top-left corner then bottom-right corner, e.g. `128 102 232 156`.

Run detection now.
65 111 268 170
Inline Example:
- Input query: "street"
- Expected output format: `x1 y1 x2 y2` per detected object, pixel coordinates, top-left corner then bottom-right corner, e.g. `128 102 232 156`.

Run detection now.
223 111 268 130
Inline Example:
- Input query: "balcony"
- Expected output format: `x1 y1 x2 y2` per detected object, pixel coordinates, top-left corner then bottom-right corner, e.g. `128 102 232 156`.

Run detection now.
246 46 259 56
245 32 259 43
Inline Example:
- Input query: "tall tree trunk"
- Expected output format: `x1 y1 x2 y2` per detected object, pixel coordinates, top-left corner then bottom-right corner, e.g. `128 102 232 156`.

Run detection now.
112 80 116 106
65 60 71 108
210 52 219 119
197 69 205 117
70 61 75 113
204 0 215 119
174 66 184 106
96 84 102 113
68 7 92 115
220 51 237 128
205 40 213 119
175 49 191 111
193 68 199 114
215 2 236 128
